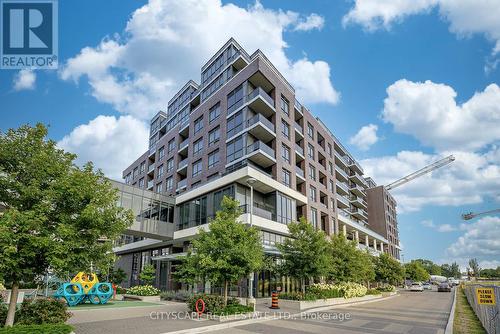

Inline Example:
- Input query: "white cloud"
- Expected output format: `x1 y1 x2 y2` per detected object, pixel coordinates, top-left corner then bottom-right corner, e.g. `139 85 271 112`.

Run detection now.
342 0 437 31
13 69 36 91
58 115 149 180
420 219 458 232
294 13 325 31
361 149 500 212
349 124 379 150
382 80 500 151
446 216 500 258
60 0 336 120
343 0 500 61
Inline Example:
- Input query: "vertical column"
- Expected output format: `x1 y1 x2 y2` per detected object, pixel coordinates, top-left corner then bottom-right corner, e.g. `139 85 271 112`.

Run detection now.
380 242 384 252
342 224 347 237
373 238 377 251
354 230 359 244
365 235 369 248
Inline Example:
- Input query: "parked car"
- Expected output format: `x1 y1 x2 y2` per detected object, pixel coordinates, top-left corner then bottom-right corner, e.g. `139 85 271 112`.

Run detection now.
410 282 424 292
438 283 452 292
423 283 432 290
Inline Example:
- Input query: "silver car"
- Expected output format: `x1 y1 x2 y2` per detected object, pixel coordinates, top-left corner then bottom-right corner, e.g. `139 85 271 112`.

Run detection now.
410 282 424 292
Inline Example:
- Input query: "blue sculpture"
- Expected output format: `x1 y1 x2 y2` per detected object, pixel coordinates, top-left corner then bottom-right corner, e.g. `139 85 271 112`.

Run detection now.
54 272 113 306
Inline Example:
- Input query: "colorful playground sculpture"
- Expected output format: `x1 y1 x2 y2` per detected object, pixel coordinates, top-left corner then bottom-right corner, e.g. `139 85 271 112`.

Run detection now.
54 272 113 306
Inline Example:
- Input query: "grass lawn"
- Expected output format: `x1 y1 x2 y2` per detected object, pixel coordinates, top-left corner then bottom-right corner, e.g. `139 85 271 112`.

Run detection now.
70 300 161 309
453 287 486 334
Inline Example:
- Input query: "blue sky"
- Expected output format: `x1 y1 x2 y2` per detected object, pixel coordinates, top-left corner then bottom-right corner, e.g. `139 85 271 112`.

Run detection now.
1 0 499 270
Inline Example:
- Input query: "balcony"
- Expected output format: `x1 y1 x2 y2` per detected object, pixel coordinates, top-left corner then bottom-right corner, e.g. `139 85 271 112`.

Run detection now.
294 122 304 139
147 180 154 190
295 143 304 161
246 141 276 168
350 195 367 209
179 118 189 137
147 163 155 175
335 165 349 182
350 207 367 220
176 178 187 192
336 194 350 209
177 158 188 175
349 170 367 186
246 87 275 117
247 114 276 142
349 182 366 197
148 143 157 158
336 181 349 195
296 165 305 183
178 138 189 155
334 151 348 167
294 99 303 114
345 156 364 174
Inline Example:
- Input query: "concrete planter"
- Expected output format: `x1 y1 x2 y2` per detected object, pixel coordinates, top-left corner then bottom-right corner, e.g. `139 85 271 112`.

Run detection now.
278 294 384 311
122 294 160 302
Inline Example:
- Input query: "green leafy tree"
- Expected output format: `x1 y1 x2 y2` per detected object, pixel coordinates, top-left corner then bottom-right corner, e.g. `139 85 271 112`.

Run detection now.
468 258 480 279
374 253 405 285
177 196 263 305
108 267 127 285
277 217 331 292
404 261 430 282
328 234 374 284
173 255 202 290
0 124 133 326
139 264 156 285
413 259 442 275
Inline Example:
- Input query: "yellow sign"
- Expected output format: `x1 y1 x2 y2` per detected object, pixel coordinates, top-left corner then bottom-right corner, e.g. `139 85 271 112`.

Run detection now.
476 288 496 305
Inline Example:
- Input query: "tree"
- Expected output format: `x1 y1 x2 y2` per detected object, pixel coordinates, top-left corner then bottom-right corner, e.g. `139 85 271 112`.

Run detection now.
139 264 156 285
404 261 430 282
413 259 441 275
374 253 405 285
468 258 480 279
177 196 263 305
108 267 127 285
328 234 374 284
277 217 331 292
0 124 133 326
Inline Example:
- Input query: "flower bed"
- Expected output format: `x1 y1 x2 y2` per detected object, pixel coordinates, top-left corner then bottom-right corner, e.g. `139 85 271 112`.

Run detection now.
123 285 161 302
280 282 368 302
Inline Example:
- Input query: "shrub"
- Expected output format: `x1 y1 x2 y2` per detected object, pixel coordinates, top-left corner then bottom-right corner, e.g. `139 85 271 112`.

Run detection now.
279 292 317 301
366 289 382 295
15 298 71 325
126 285 160 296
187 294 225 314
213 304 254 316
160 291 175 301
175 291 194 302
308 282 367 299
0 302 7 325
115 286 127 294
376 285 396 292
0 324 73 334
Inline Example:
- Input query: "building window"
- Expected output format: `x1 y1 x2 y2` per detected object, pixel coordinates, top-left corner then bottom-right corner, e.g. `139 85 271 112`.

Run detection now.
158 146 165 160
156 182 163 193
192 159 202 177
226 136 244 162
227 85 243 113
208 126 220 146
193 138 204 155
209 103 221 123
157 164 164 179
166 177 173 191
281 120 290 139
329 180 334 192
281 144 290 163
194 116 204 134
166 158 174 173
311 208 318 229
208 149 220 169
282 168 291 187
139 178 144 188
140 162 145 174
281 96 289 116
307 144 315 159
309 164 316 181
167 140 175 154
328 162 334 175
328 143 332 157
307 123 314 140
125 173 131 184
309 186 317 202
132 167 138 179
277 193 295 225
227 110 243 138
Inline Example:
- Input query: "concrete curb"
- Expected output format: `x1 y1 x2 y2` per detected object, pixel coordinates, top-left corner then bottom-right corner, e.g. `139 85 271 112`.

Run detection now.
161 293 399 334
445 287 457 334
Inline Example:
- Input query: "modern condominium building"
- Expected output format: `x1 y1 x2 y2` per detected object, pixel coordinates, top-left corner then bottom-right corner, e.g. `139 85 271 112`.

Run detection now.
366 178 401 260
115 38 392 295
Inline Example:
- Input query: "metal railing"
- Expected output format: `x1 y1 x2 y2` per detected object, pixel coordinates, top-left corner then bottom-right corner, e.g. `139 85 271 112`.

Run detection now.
247 114 275 132
177 158 188 170
246 141 275 158
176 178 187 190
294 122 303 134
247 87 274 107
295 166 305 178
178 138 189 149
463 284 500 334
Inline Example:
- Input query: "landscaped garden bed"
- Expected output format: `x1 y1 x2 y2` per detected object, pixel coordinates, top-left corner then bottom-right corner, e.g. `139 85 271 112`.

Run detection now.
123 285 161 302
186 294 255 322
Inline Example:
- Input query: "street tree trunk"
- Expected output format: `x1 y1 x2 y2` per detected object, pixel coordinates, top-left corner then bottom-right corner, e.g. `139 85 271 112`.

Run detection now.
223 280 228 306
5 282 19 327
301 278 305 293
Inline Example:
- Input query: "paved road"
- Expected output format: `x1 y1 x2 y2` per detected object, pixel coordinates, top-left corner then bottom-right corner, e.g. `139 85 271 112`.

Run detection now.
71 288 454 334
209 289 454 334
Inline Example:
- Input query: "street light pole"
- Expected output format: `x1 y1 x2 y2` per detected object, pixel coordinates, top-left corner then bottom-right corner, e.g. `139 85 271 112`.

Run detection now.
246 178 257 303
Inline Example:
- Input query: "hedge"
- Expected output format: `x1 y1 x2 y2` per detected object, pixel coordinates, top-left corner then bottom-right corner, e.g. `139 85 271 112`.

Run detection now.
0 324 73 334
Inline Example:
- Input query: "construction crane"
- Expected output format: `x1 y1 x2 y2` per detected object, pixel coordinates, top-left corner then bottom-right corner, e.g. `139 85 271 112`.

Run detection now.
462 209 500 220
385 155 455 191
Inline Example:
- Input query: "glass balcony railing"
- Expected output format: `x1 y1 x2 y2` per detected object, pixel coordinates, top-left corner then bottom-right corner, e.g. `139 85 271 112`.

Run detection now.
176 178 187 190
147 180 154 189
247 87 274 108
246 141 275 158
247 114 275 132
294 99 303 112
295 165 305 178
147 164 155 174
295 143 304 156
178 138 189 149
294 122 303 135
336 181 349 193
177 158 188 170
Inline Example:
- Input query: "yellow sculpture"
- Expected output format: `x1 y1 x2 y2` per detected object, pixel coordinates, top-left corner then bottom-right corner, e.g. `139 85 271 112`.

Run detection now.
71 272 98 294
